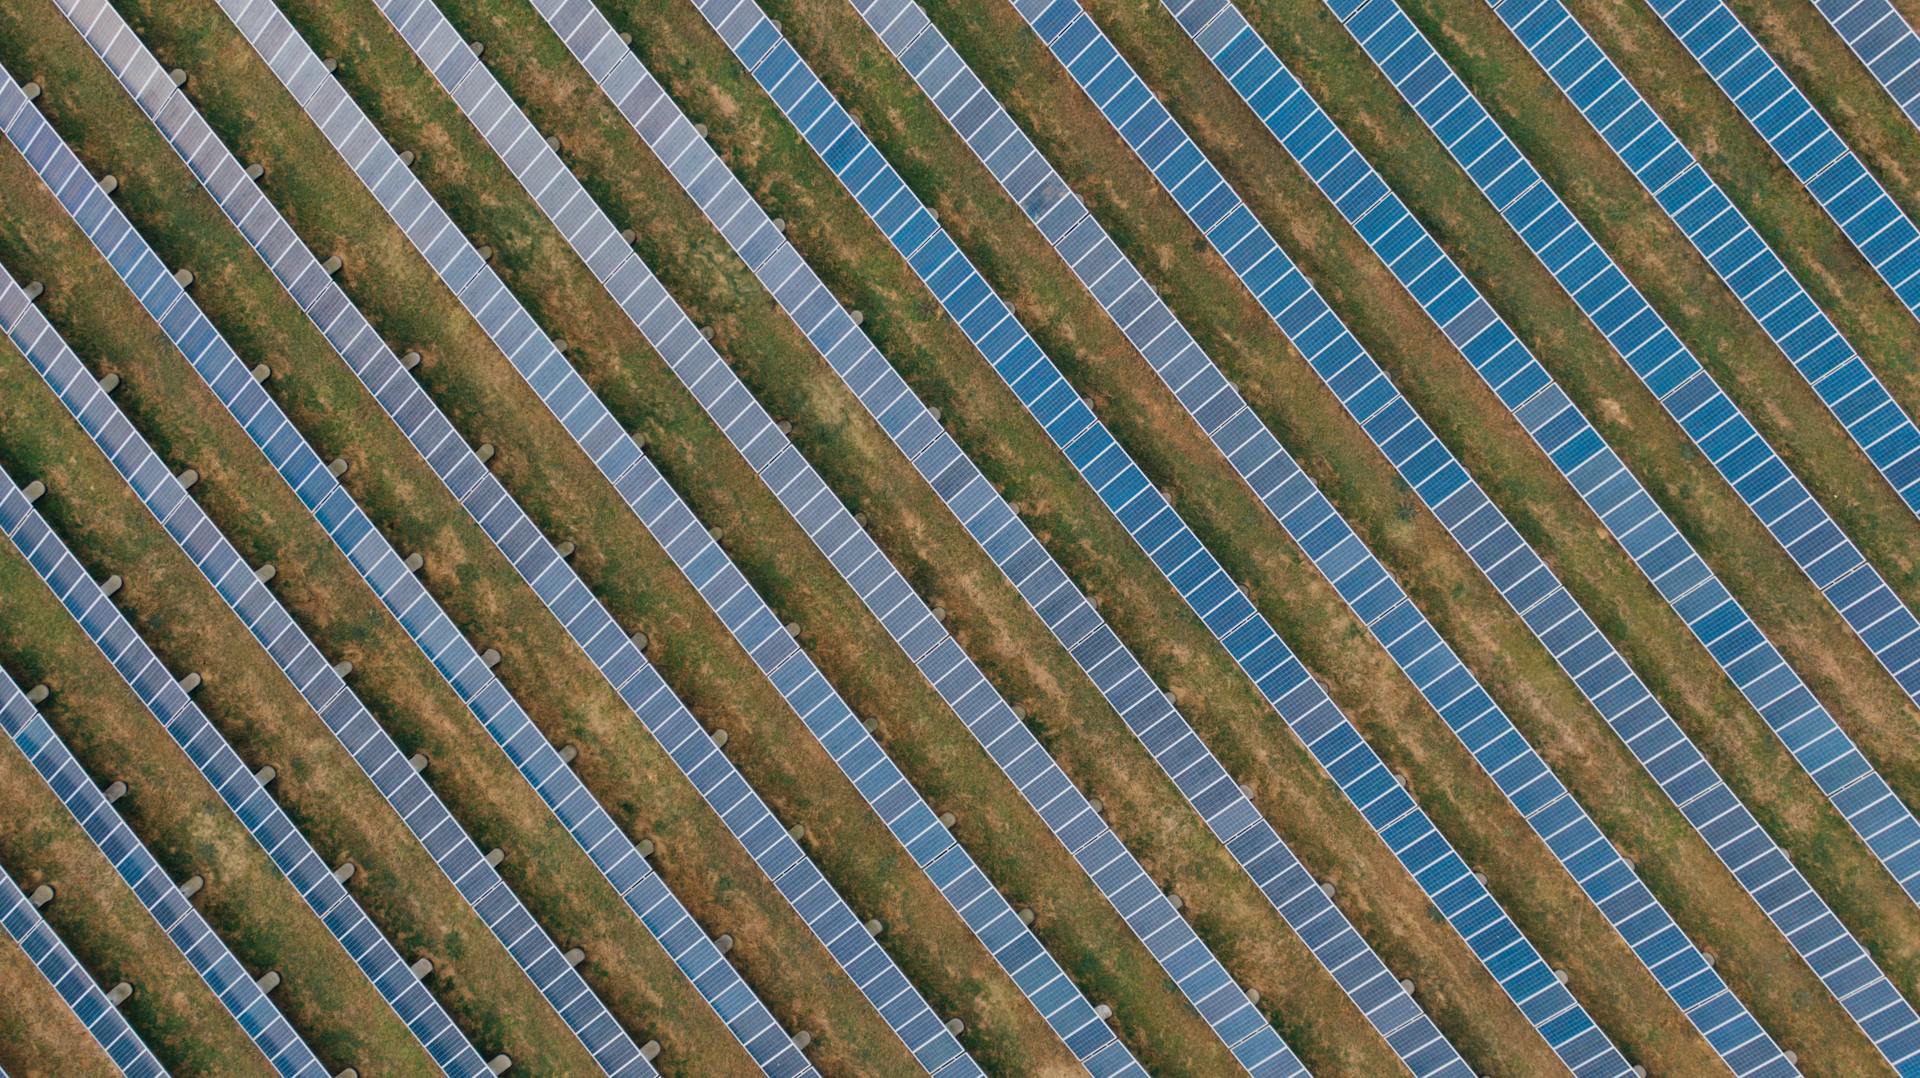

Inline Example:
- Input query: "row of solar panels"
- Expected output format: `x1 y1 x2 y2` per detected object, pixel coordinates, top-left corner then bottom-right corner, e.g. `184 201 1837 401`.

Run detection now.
0 438 488 1077
24 7 899 1073
328 0 1288 1067
70 0 1137 1069
843 0 1793 1073
1310 0 1920 907
698 0 1651 1072
1649 0 1920 326
0 855 167 1078
1818 0 1920 128
1489 0 1920 530
1020 0 1920 1068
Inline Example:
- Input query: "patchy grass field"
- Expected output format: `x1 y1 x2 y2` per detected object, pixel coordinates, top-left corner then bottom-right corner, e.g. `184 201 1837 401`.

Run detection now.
3 0 1920 1072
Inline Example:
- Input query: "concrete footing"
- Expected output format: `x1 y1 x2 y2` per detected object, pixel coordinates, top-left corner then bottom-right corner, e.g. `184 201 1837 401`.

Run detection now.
179 875 204 900
480 648 501 669
714 934 733 955
408 753 428 773
409 957 434 979
255 563 276 584
937 812 956 828
100 575 122 598
484 848 503 868
28 885 53 909
105 983 133 1006
328 457 349 477
400 351 421 370
99 174 118 196
786 824 805 841
25 684 48 705
791 1032 810 1051
403 552 425 573
172 268 194 288
486 1055 510 1075
332 861 356 884
103 781 127 804
475 443 495 464
639 1041 659 1062
253 765 276 786
98 372 119 393
556 744 577 764
177 672 201 694
563 948 585 968
246 163 265 180
256 970 281 994
176 468 199 491
711 729 728 749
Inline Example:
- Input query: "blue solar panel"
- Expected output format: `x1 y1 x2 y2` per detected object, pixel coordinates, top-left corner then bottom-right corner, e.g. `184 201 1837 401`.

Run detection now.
0 669 320 1078
839 0 1797 1071
1297 0 1920 907
1010 0 1920 1069
0 430 491 1071
305 0 1288 1067
74 2 1128 1070
1813 0 1920 131
0 813 170 1077
694 0 1640 1069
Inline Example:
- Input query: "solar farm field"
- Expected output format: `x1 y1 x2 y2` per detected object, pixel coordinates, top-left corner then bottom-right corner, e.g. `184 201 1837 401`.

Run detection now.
2 0 1920 1072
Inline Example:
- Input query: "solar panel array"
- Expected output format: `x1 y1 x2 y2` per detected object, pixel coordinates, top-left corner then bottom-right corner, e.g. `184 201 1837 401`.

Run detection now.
310 0 1298 1068
1647 0 1920 324
74 4 1133 1071
688 0 1662 1071
841 0 1795 1071
49 14 909 1078
0 859 167 1078
0 413 492 1074
0 666 320 1078
505 0 1473 1067
1483 0 1920 527
1295 0 1920 902
1813 0 1920 134
1001 0 1920 1068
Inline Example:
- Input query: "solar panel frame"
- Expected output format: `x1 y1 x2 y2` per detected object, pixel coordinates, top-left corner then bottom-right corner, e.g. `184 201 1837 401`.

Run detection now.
836 1 1799 1072
1002 0 1920 1069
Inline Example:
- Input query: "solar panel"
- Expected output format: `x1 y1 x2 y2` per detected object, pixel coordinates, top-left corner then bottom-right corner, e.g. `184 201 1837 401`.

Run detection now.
0 838 170 1077
2 37 818 1078
838 0 1796 1072
679 0 1657 1069
1483 0 1920 563
0 453 493 1076
1300 0 1920 905
0 669 320 1078
1813 0 1920 131
1001 0 1920 1069
61 3 1133 1071
243 0 1293 1069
